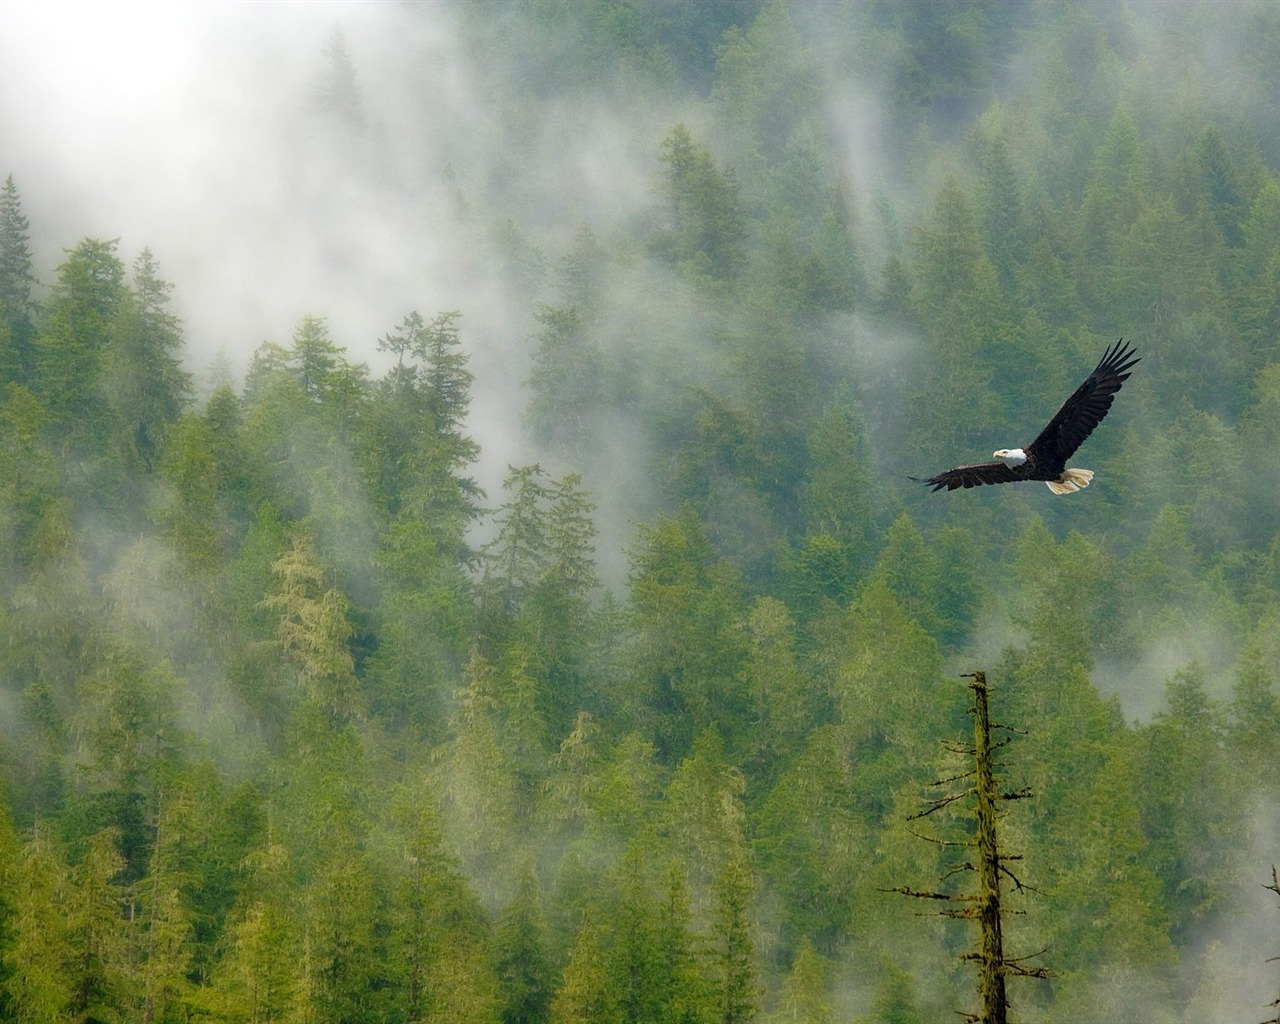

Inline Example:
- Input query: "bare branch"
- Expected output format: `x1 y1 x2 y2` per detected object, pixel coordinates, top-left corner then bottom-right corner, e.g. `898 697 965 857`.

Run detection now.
879 885 958 901
931 767 978 787
909 789 972 819
906 826 973 848
942 861 978 881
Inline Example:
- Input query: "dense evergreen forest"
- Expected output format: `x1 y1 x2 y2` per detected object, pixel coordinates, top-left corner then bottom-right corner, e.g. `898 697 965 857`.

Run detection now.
3 2 1280 1021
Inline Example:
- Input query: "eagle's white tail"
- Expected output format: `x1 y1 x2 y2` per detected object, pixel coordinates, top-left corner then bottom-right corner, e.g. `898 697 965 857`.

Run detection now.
1045 468 1094 495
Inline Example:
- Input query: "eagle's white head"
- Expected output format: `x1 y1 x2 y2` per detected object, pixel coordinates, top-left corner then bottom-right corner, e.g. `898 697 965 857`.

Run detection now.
994 448 1028 467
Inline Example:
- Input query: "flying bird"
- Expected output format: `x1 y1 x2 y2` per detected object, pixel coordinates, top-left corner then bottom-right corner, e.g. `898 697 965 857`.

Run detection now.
911 339 1139 494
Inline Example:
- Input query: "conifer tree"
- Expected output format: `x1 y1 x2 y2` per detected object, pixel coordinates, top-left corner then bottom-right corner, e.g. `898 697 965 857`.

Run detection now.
0 786 17 1022
106 249 191 472
132 788 194 1024
35 238 126 455
608 849 666 1024
549 920 615 1024
0 175 37 386
711 852 757 1024
766 939 833 1024
66 829 131 1024
260 529 362 729
315 25 364 129
656 124 746 282
525 303 604 453
5 824 75 1024
387 777 496 1024
203 842 298 1024
494 868 554 1024
297 835 382 1024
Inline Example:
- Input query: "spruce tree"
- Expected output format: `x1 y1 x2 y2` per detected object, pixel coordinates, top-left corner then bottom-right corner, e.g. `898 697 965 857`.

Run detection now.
106 249 192 472
494 868 553 1024
0 175 37 386
35 238 125 456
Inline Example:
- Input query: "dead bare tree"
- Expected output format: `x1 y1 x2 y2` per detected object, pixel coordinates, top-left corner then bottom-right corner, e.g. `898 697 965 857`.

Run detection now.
1262 866 1280 1024
884 671 1049 1024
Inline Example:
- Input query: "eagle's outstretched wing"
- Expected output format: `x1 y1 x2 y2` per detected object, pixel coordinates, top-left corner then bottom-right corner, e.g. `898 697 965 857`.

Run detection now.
1025 339 1139 465
909 461 1022 492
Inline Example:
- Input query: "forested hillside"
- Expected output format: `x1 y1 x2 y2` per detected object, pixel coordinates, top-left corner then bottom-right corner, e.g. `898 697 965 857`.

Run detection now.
1 3 1279 1022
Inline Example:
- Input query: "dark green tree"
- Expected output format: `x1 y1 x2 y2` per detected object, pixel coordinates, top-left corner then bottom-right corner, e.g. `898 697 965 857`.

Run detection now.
104 249 191 473
626 508 749 760
549 919 616 1024
297 836 383 1024
655 124 746 282
5 824 75 1023
710 853 756 1024
0 175 37 386
0 784 20 1021
66 829 132 1024
1186 124 1246 248
34 238 126 455
766 939 833 1024
1135 665 1237 948
495 868 554 1024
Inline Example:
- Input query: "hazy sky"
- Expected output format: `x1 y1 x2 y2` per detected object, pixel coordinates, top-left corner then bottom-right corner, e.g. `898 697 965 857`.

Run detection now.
0 2 455 367
0 1 690 502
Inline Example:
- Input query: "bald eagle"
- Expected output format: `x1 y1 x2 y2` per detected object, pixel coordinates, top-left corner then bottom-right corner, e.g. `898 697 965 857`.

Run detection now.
912 339 1139 494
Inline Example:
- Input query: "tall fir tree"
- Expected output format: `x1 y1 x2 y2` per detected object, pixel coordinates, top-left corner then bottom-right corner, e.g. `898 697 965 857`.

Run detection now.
0 175 37 386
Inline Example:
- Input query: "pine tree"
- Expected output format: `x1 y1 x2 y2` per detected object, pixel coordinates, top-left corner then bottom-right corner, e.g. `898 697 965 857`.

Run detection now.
766 939 833 1024
387 777 496 1024
655 124 746 282
857 963 925 1024
626 508 750 760
260 530 362 729
525 304 604 453
203 842 298 1024
494 868 553 1024
0 786 17 1022
132 789 194 1024
105 249 192 473
297 835 382 1024
549 920 617 1024
314 25 364 128
66 829 131 1024
608 849 665 1024
0 383 57 573
5 824 75 1024
0 175 37 386
34 238 126 454
1136 665 1236 947
743 596 814 770
710 853 757 1024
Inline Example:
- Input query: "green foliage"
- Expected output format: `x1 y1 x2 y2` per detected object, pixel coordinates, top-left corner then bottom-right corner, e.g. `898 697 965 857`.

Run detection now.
34 239 126 470
655 124 747 282
0 176 37 387
626 509 749 759
494 868 554 1024
7 4 1280 1022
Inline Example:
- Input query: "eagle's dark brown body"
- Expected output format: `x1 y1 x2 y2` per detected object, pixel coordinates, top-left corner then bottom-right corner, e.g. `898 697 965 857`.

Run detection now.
912 340 1139 494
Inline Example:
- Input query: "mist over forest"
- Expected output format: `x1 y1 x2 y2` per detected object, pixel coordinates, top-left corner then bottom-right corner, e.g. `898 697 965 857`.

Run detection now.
1 2 1279 1022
